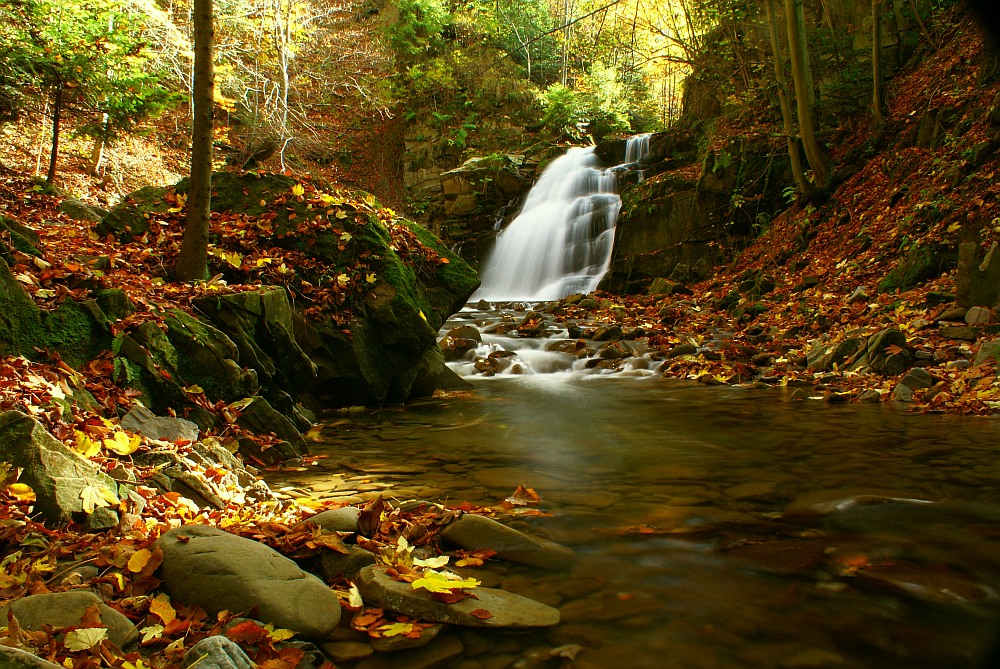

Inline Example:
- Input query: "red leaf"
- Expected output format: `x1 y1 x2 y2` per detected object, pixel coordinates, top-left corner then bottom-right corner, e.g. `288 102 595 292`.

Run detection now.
469 608 492 619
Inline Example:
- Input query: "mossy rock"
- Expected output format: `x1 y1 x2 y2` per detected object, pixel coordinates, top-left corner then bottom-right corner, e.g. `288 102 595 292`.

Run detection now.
0 215 42 265
877 244 954 294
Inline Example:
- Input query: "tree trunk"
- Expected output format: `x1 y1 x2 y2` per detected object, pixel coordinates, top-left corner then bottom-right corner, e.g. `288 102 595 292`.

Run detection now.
175 0 214 282
46 81 63 185
784 0 831 188
87 113 110 176
872 0 885 127
766 0 814 197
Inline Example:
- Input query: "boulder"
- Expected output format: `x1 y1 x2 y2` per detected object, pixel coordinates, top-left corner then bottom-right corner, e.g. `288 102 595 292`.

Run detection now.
0 645 65 669
877 244 952 294
806 337 863 372
848 329 912 375
975 339 1000 367
121 403 199 443
0 591 138 649
58 197 103 223
356 565 560 628
182 636 255 669
0 411 119 526
305 506 361 533
319 546 377 581
156 525 341 639
439 514 575 569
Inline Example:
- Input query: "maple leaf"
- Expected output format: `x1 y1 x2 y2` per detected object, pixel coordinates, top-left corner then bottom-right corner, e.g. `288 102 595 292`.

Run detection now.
73 430 101 458
64 627 108 651
413 555 449 569
139 625 164 643
80 484 118 514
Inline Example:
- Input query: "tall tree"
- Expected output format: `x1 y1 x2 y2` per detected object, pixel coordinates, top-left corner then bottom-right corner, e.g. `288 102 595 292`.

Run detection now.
175 0 215 282
784 0 831 188
765 0 813 197
872 0 886 127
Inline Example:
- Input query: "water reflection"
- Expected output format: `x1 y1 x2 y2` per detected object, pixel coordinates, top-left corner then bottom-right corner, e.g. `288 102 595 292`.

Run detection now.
271 379 1000 668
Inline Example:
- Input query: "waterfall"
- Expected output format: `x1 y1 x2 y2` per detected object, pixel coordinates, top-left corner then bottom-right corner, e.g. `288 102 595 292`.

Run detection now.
474 135 651 302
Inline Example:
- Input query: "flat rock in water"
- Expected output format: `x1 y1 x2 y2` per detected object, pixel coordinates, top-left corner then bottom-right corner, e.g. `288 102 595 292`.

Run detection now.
156 524 341 639
369 623 444 652
853 562 996 603
181 636 255 669
319 641 374 662
440 513 574 569
0 591 138 649
723 540 827 575
356 565 560 628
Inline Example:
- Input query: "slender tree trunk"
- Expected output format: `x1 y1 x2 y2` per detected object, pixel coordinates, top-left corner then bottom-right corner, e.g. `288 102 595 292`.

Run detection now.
46 82 63 185
766 0 813 197
784 0 831 188
872 0 886 127
88 113 110 176
175 0 214 282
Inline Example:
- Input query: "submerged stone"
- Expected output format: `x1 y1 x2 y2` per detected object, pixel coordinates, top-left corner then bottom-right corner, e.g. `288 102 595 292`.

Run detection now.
440 513 575 569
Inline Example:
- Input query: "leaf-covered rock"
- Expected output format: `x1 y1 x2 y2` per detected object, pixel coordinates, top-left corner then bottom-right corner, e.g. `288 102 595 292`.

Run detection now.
0 591 138 649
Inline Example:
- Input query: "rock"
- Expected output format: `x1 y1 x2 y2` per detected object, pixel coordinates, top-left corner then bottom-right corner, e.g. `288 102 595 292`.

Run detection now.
236 397 306 456
897 367 934 390
369 623 444 652
975 339 1000 366
806 338 863 372
592 325 623 341
853 562 996 603
121 403 200 443
939 325 979 341
0 645 66 669
58 197 103 223
957 241 1000 308
0 591 138 649
305 506 361 533
0 411 119 526
440 514 575 570
877 244 952 294
357 565 559 628
891 384 913 402
966 306 995 325
577 298 600 310
320 545 378 580
848 329 912 375
320 641 374 662
662 343 697 359
156 525 341 639
597 341 631 360
846 286 869 304
724 540 826 576
182 636 256 669
936 305 969 322
857 389 882 403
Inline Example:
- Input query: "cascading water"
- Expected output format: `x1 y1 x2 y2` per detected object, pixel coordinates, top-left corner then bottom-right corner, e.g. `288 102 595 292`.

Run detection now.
473 134 650 302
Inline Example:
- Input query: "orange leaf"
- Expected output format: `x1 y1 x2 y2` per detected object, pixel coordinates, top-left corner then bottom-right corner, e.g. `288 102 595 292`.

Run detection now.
469 608 492 619
149 593 176 625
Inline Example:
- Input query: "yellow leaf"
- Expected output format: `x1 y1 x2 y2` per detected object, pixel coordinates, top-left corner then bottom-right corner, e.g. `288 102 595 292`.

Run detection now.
947 222 962 233
337 274 350 287
6 482 35 502
410 570 479 594
64 627 108 651
127 548 152 573
266 624 295 642
124 659 149 669
377 622 416 637
340 231 352 243
103 430 141 455
184 385 205 394
80 485 118 514
365 273 377 283
74 430 101 458
150 593 176 625
139 625 164 643
291 183 305 197
418 310 427 322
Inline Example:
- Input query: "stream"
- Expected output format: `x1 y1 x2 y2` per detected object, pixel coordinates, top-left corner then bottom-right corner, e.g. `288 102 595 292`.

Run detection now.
269 304 1000 669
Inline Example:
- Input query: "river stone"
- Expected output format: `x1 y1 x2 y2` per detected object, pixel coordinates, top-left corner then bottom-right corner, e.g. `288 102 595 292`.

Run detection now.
848 329 912 375
181 635 255 669
0 410 119 526
369 623 444 652
853 562 996 603
440 514 575 569
0 645 65 669
356 565 559 628
0 591 138 649
156 524 341 639
974 339 1000 367
319 641 374 662
305 506 361 533
320 545 377 580
121 403 200 443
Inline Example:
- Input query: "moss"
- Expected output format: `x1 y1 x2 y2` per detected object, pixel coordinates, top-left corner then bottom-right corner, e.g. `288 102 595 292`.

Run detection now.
877 244 954 294
0 216 42 264
41 299 112 368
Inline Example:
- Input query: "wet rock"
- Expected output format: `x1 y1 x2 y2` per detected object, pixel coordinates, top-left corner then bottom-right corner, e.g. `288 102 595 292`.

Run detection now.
440 514 575 569
156 524 341 639
597 341 631 360
121 404 200 443
806 338 863 372
0 410 119 527
723 540 826 576
592 325 623 341
357 565 560 628
517 312 548 337
577 298 600 310
975 339 1000 366
853 562 996 603
898 367 934 390
0 591 138 649
236 397 306 456
663 343 697 359
181 636 255 669
846 286 869 304
891 384 914 402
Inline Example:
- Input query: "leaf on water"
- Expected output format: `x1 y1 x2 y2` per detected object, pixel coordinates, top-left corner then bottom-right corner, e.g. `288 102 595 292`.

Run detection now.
63 627 108 651
149 593 176 625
